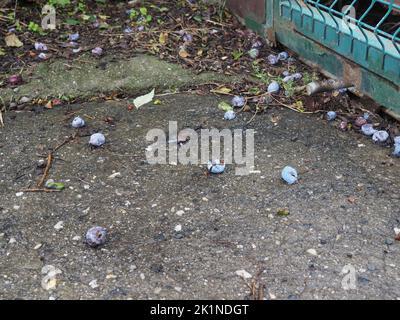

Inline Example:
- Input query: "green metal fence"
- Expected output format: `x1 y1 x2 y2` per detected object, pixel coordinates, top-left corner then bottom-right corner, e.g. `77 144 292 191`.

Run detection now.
262 0 400 112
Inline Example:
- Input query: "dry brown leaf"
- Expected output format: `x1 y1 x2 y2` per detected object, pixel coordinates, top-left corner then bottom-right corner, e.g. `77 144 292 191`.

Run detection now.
179 48 189 58
5 34 23 47
347 196 357 204
159 32 168 45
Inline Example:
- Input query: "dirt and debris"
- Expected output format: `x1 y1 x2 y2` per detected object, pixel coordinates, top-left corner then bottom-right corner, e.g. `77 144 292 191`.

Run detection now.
1 0 400 300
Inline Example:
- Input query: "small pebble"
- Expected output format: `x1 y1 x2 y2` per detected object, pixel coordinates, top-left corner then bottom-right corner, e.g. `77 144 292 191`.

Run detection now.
154 287 162 295
54 221 64 231
235 269 252 279
306 249 317 256
108 172 121 179
174 224 182 232
385 238 394 245
176 210 184 216
19 96 30 104
89 280 99 289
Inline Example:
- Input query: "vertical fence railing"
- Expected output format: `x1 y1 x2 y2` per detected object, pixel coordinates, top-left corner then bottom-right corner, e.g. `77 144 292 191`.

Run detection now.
279 0 400 81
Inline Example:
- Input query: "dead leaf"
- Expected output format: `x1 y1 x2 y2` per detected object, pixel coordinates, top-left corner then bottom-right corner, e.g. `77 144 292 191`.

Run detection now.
347 196 357 204
159 32 168 45
211 87 232 95
179 48 189 58
45 101 53 109
133 89 155 109
5 34 23 47
276 208 290 216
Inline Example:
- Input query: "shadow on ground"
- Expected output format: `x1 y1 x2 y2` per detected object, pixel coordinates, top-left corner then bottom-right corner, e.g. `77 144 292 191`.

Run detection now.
1 94 400 299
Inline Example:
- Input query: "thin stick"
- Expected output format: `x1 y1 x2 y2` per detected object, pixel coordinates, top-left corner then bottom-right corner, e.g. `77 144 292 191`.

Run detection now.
0 109 3 127
21 188 61 193
246 110 258 125
53 133 76 153
35 134 76 188
37 152 53 187
270 96 325 114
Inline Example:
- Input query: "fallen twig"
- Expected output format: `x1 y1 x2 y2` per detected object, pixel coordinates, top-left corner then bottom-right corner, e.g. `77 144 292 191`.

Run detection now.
0 109 3 127
35 133 77 188
53 133 77 153
246 110 259 125
37 153 53 188
270 96 325 114
21 188 61 193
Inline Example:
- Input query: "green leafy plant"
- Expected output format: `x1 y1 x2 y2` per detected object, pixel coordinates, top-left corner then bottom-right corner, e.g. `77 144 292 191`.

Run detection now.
77 1 86 13
232 49 243 61
65 18 80 25
281 79 296 98
302 71 319 85
48 0 71 7
28 21 41 33
130 7 152 25
252 61 272 84
217 0 227 23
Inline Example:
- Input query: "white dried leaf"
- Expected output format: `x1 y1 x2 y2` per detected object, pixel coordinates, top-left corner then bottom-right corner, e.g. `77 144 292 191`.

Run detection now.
133 89 155 109
235 269 252 279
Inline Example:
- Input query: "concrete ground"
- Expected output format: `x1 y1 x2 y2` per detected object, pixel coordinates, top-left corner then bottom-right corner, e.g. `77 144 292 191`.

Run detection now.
1 91 400 300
